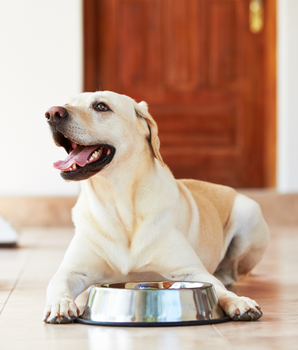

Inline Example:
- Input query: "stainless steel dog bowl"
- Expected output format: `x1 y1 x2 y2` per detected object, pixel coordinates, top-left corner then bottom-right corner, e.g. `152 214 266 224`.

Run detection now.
76 281 231 326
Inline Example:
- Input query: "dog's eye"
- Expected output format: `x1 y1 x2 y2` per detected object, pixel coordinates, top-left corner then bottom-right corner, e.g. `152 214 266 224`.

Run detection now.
93 102 110 112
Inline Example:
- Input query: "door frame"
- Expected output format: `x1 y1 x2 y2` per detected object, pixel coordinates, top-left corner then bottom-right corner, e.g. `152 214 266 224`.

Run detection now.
262 0 276 188
83 0 277 188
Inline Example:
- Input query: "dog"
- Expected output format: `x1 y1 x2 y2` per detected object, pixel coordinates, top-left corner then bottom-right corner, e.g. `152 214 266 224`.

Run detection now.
43 91 270 323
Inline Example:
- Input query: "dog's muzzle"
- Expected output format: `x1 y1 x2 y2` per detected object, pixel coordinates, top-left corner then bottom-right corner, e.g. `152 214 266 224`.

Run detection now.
45 106 116 181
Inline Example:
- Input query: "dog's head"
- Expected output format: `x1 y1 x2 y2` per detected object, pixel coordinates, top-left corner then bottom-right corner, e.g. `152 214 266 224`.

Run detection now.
45 91 164 181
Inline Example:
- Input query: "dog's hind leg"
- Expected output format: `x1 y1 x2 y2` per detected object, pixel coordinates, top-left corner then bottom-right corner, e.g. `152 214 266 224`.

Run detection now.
214 194 270 286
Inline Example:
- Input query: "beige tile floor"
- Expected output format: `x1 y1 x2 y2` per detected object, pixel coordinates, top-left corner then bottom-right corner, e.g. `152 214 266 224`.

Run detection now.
0 225 298 350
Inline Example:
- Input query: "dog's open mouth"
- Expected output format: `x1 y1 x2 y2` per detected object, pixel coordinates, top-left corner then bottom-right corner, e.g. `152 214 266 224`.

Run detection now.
53 132 115 181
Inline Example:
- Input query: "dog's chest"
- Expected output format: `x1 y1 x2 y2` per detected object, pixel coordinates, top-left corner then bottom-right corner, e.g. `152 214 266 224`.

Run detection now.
75 183 185 277
95 235 151 276
80 206 154 276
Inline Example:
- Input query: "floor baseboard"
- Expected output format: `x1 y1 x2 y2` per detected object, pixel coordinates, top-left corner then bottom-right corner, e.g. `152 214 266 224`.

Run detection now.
0 190 297 228
0 197 76 228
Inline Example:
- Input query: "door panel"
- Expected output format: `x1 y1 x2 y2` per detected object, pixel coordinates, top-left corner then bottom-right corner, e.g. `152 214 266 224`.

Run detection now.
206 1 238 87
84 0 276 187
118 0 160 89
162 0 201 90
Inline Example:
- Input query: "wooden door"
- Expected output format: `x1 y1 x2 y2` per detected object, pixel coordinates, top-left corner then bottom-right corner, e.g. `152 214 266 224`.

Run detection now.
84 0 276 188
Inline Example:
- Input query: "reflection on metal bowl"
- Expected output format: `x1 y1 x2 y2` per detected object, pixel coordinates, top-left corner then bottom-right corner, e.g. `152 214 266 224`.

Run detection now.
76 281 231 326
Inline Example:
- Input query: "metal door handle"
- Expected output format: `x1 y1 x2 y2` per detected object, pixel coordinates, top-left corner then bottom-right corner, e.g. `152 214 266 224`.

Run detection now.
249 0 263 33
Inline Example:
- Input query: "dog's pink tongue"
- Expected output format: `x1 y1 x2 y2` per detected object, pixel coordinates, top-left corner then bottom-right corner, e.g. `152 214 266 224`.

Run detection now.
53 145 99 170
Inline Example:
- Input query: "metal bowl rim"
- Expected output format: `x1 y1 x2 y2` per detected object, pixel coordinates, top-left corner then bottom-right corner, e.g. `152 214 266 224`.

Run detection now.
93 281 214 291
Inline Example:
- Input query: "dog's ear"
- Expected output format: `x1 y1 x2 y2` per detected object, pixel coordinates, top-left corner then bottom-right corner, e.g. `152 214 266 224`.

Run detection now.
135 101 165 166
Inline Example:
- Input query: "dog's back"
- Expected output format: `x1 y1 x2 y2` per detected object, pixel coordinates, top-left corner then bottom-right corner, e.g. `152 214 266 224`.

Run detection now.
179 179 237 231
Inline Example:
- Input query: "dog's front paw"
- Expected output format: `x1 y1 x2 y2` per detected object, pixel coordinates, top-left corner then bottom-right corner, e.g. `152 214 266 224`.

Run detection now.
43 299 80 324
221 296 263 321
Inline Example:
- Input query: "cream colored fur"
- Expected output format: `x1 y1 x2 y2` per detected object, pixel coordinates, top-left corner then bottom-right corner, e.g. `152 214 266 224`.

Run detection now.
43 91 270 323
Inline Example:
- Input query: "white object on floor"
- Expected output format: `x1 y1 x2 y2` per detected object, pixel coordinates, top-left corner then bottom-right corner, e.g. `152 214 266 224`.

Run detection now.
0 216 18 244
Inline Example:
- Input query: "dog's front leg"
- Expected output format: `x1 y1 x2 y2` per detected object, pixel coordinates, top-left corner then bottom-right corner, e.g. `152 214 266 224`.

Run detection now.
168 266 263 321
153 234 263 321
43 234 105 324
43 267 88 324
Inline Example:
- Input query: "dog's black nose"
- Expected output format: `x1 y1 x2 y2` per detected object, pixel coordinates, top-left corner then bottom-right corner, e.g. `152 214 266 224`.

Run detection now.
45 106 68 123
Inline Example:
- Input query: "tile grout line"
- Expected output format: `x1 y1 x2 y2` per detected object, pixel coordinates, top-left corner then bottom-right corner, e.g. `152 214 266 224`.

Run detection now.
0 231 42 315
0 262 27 315
212 325 234 350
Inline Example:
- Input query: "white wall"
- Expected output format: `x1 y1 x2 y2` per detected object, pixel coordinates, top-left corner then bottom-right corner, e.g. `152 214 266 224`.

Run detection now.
0 0 82 196
277 0 298 193
0 0 297 195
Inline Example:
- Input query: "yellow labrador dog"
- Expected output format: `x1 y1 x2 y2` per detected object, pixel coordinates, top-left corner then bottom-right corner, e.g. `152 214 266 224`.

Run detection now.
43 91 270 324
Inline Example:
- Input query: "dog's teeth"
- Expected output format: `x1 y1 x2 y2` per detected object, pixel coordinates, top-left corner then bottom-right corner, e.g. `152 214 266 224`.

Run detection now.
87 148 103 163
64 164 77 172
